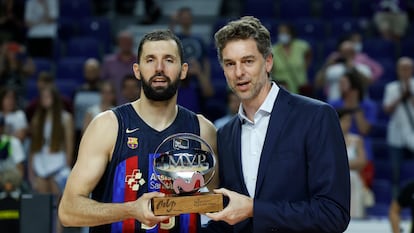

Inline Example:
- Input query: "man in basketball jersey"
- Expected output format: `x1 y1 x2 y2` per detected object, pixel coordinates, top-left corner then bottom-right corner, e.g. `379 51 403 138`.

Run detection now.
59 30 217 233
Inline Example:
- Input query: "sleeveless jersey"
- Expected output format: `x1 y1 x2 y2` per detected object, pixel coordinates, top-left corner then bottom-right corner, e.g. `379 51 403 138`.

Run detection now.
90 104 200 233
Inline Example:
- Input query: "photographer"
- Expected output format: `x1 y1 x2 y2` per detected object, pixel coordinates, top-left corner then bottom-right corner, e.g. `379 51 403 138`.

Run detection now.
383 57 414 196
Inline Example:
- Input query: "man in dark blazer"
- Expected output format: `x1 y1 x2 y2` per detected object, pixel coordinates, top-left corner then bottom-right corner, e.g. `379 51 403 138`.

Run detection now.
204 16 350 233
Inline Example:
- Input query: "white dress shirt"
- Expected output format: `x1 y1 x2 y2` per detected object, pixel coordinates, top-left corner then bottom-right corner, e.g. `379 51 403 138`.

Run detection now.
238 83 279 197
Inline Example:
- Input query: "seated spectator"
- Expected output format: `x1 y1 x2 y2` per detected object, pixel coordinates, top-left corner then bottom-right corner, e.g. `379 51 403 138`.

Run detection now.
73 59 102 139
0 115 25 179
29 86 73 195
374 0 409 41
0 0 26 43
83 81 116 132
214 90 240 129
101 30 136 105
0 41 35 107
338 109 370 218
0 168 22 233
315 40 373 101
0 86 28 142
389 180 414 233
330 70 376 163
347 32 384 81
24 0 58 58
170 7 214 114
121 74 140 104
383 57 414 196
271 23 312 94
25 71 73 122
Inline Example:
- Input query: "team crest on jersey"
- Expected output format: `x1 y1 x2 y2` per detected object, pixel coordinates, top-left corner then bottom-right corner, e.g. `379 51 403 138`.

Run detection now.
125 169 146 191
127 137 138 149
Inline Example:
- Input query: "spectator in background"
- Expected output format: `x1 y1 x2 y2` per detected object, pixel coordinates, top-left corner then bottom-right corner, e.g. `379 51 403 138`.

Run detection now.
315 40 372 102
0 41 35 106
170 7 214 114
0 115 25 180
383 57 414 196
29 86 73 195
101 30 136 105
0 86 28 142
73 59 102 148
25 71 73 122
0 168 22 233
214 90 240 129
121 74 141 104
338 109 371 218
374 0 409 41
83 81 116 132
0 0 26 43
24 0 58 58
348 32 384 81
389 180 414 233
271 23 312 95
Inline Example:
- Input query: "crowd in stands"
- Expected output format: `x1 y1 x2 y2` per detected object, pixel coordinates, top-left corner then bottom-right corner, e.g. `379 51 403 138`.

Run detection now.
0 0 414 231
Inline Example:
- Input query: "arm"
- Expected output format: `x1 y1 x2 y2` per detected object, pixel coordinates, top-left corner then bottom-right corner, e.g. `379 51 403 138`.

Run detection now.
389 200 402 233
82 111 93 134
353 109 372 135
59 111 170 227
63 112 74 166
197 114 218 191
348 136 367 171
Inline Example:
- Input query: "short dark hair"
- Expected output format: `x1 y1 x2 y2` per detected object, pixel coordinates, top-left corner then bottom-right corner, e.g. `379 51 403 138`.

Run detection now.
343 69 366 102
214 16 272 63
137 29 184 65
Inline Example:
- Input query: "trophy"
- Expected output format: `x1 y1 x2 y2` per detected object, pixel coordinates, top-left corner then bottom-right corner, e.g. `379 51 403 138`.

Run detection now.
151 133 223 216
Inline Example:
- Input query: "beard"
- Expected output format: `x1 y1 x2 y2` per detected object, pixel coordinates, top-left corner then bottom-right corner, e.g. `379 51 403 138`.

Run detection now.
141 71 181 101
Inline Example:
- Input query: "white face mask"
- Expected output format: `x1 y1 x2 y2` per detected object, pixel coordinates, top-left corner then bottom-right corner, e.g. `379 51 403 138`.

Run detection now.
278 33 291 44
354 42 362 53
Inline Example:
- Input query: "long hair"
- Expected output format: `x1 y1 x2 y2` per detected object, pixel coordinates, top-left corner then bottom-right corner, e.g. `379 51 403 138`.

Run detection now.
30 86 65 153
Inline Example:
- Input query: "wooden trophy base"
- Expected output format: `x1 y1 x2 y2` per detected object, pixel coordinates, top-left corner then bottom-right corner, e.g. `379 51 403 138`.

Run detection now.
152 193 223 216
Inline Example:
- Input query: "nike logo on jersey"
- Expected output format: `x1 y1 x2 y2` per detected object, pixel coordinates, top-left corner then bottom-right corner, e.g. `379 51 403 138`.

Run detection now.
126 128 139 133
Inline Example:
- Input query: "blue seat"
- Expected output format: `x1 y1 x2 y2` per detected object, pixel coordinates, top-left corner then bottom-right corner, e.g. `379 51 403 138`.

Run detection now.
355 0 377 18
57 18 79 41
368 81 387 102
363 39 396 59
376 57 396 82
400 38 414 58
60 0 92 19
372 179 392 204
400 161 414 184
32 58 53 76
279 0 312 20
55 79 80 99
370 122 388 139
321 0 354 19
66 37 101 59
371 138 389 160
366 204 390 218
56 57 87 82
329 18 370 38
79 17 112 53
243 0 275 18
293 19 326 40
374 160 392 181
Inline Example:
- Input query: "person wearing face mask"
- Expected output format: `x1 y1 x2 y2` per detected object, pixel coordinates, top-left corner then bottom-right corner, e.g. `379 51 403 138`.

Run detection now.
271 23 312 95
347 33 384 81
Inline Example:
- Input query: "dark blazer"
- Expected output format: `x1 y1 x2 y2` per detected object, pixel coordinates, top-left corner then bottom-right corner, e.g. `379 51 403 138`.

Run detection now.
206 87 350 233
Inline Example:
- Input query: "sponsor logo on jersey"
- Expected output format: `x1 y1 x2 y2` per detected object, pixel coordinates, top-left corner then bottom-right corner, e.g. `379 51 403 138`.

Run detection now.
125 169 145 191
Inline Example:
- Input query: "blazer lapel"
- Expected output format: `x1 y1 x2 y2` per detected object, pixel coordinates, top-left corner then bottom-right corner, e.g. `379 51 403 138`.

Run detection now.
254 88 292 197
232 119 250 196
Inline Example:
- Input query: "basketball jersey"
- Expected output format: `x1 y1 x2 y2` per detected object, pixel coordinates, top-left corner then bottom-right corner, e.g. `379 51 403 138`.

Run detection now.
90 104 200 233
